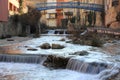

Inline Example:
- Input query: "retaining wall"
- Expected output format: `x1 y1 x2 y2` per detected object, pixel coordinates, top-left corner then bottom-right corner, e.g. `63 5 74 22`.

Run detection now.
0 21 22 37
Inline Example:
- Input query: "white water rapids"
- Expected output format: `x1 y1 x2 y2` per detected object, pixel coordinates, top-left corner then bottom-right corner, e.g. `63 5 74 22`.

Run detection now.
0 30 120 80
0 62 100 80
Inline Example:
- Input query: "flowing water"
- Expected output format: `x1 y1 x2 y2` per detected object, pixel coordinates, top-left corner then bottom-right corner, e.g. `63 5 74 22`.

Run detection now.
0 54 47 64
66 59 111 74
0 62 100 80
47 29 67 35
0 31 120 80
66 58 120 80
48 30 55 34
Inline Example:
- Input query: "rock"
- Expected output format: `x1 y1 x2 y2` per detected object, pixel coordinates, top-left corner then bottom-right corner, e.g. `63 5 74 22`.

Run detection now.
72 51 89 56
66 41 72 43
67 21 75 33
105 7 117 26
7 39 14 41
52 44 64 49
110 21 120 29
43 55 69 69
27 48 38 51
6 35 12 38
40 43 51 49
59 38 65 41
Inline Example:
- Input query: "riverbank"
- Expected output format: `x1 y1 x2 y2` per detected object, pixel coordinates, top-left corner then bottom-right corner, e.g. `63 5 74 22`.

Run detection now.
0 35 119 80
0 36 32 46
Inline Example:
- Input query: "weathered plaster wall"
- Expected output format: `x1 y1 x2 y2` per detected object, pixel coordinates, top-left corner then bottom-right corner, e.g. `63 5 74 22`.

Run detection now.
0 22 22 37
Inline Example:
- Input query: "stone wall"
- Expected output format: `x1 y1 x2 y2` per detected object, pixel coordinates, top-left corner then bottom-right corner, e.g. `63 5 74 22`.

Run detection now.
95 12 103 27
0 21 22 37
105 1 120 29
105 7 117 26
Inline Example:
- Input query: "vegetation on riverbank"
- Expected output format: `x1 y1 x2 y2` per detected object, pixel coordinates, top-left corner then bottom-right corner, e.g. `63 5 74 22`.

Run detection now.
68 31 119 47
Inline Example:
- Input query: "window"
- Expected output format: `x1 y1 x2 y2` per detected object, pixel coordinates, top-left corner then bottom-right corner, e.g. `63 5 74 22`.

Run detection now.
9 3 12 11
112 0 119 6
49 13 56 19
14 6 16 12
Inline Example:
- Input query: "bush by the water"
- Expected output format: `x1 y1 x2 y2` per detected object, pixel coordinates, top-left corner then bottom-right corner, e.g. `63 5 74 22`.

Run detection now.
0 35 12 39
71 32 103 47
91 37 103 47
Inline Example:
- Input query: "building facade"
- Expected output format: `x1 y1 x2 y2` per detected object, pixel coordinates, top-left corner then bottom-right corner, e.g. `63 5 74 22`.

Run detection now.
46 0 57 27
0 0 8 21
77 0 104 27
9 0 19 15
0 0 19 22
56 0 69 27
39 0 105 27
22 0 28 13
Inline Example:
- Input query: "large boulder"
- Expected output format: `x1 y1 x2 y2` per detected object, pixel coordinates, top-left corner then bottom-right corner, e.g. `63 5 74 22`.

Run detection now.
43 55 69 69
27 48 38 51
59 38 65 41
52 44 64 49
105 7 117 26
110 21 120 29
40 43 51 49
71 51 89 56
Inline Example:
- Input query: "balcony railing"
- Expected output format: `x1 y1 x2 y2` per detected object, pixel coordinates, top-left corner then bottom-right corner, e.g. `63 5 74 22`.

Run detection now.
36 2 104 12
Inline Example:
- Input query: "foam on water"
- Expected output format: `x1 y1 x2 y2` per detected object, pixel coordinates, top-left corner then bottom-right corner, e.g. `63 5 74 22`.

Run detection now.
0 62 100 80
0 35 120 80
19 36 92 56
48 30 55 34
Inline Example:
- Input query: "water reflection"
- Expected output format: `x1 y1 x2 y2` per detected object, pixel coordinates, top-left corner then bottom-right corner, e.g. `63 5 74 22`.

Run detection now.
0 44 23 54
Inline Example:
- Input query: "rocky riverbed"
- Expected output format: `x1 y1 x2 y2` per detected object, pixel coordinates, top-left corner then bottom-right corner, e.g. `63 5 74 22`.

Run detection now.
0 35 119 80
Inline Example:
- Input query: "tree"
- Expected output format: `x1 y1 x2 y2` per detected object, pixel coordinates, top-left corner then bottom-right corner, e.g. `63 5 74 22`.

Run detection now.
27 7 41 37
70 16 76 23
19 0 23 14
88 11 93 26
101 12 105 26
93 11 96 26
19 7 41 37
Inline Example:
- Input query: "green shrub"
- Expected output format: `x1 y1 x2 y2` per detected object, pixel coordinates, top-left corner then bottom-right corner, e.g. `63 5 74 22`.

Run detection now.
70 16 76 23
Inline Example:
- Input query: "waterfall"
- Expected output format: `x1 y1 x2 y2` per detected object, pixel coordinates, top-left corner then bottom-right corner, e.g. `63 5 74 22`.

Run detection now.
98 64 120 80
47 29 67 35
0 54 47 64
48 30 55 34
66 59 113 74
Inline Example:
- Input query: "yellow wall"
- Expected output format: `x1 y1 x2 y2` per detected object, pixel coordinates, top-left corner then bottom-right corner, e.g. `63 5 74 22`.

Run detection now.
9 0 19 8
8 0 19 15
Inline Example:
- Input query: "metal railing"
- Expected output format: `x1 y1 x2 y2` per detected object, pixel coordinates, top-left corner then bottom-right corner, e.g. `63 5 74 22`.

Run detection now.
36 2 104 12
